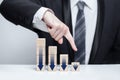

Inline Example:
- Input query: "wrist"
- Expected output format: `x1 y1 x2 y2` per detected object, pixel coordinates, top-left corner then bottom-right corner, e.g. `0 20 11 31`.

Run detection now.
43 11 54 22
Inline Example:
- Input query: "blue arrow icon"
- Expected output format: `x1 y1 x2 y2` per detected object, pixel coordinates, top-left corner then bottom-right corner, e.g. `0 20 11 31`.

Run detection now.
61 59 67 70
38 48 43 70
73 64 78 70
50 55 55 70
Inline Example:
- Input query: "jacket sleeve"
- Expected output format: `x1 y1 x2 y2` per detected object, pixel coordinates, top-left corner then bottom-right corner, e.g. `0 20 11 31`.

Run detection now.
0 0 42 30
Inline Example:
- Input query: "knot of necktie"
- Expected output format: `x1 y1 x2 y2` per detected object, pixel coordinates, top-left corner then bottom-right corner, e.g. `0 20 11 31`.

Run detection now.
77 1 85 11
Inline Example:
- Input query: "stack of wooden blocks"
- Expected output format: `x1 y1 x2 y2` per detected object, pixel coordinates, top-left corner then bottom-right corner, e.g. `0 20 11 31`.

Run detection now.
36 38 80 71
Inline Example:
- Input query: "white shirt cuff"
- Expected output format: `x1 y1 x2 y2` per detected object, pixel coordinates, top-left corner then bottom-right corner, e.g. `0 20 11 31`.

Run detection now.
33 7 54 32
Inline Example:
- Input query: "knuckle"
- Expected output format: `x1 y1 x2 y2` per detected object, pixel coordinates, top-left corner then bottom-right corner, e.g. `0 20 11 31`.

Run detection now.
56 24 61 28
64 26 69 32
55 38 58 41
63 26 66 31
61 25 67 31
59 25 63 29
66 27 69 31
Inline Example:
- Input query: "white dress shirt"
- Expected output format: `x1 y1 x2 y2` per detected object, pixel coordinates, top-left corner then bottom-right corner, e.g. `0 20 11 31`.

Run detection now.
70 0 97 64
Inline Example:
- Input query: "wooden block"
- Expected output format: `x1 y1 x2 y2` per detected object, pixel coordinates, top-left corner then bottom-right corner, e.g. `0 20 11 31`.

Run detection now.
37 38 46 47
36 56 45 65
36 55 46 71
36 65 45 71
48 65 57 71
71 62 80 71
36 38 46 56
36 66 40 71
36 38 46 71
60 54 68 71
36 56 39 65
48 46 57 55
48 46 57 71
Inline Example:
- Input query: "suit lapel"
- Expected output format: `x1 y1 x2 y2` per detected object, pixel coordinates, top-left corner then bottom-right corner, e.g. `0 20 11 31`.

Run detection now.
89 0 105 64
62 0 74 63
62 0 73 34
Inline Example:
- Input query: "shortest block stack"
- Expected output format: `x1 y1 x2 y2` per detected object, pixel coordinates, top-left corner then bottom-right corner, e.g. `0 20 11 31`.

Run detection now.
71 62 80 71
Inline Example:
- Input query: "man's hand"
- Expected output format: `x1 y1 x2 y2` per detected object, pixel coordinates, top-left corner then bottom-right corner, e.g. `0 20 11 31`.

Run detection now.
43 11 77 51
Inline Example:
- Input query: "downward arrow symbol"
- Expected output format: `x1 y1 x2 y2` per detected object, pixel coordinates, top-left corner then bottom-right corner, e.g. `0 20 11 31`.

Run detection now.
38 48 43 70
61 59 67 70
73 64 78 70
50 55 55 70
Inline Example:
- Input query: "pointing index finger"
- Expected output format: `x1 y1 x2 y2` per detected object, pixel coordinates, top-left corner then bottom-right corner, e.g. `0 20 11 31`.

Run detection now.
64 30 77 51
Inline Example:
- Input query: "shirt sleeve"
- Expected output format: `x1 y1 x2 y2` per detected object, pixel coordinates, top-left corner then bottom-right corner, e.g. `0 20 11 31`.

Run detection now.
32 7 54 32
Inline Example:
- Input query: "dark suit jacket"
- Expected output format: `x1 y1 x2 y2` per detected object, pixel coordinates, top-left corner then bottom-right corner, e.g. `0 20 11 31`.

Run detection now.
0 0 120 64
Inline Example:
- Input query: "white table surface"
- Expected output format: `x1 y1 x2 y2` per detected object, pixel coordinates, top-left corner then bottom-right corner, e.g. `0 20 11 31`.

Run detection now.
0 65 120 80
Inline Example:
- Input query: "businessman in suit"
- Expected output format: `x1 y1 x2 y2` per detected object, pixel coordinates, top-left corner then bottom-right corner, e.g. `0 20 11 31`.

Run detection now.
0 0 120 64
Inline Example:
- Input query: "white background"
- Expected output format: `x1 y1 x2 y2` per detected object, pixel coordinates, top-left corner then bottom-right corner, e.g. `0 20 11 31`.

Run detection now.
0 0 38 64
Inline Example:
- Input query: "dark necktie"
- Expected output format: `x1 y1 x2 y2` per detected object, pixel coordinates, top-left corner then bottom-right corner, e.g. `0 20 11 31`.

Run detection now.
74 1 86 64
